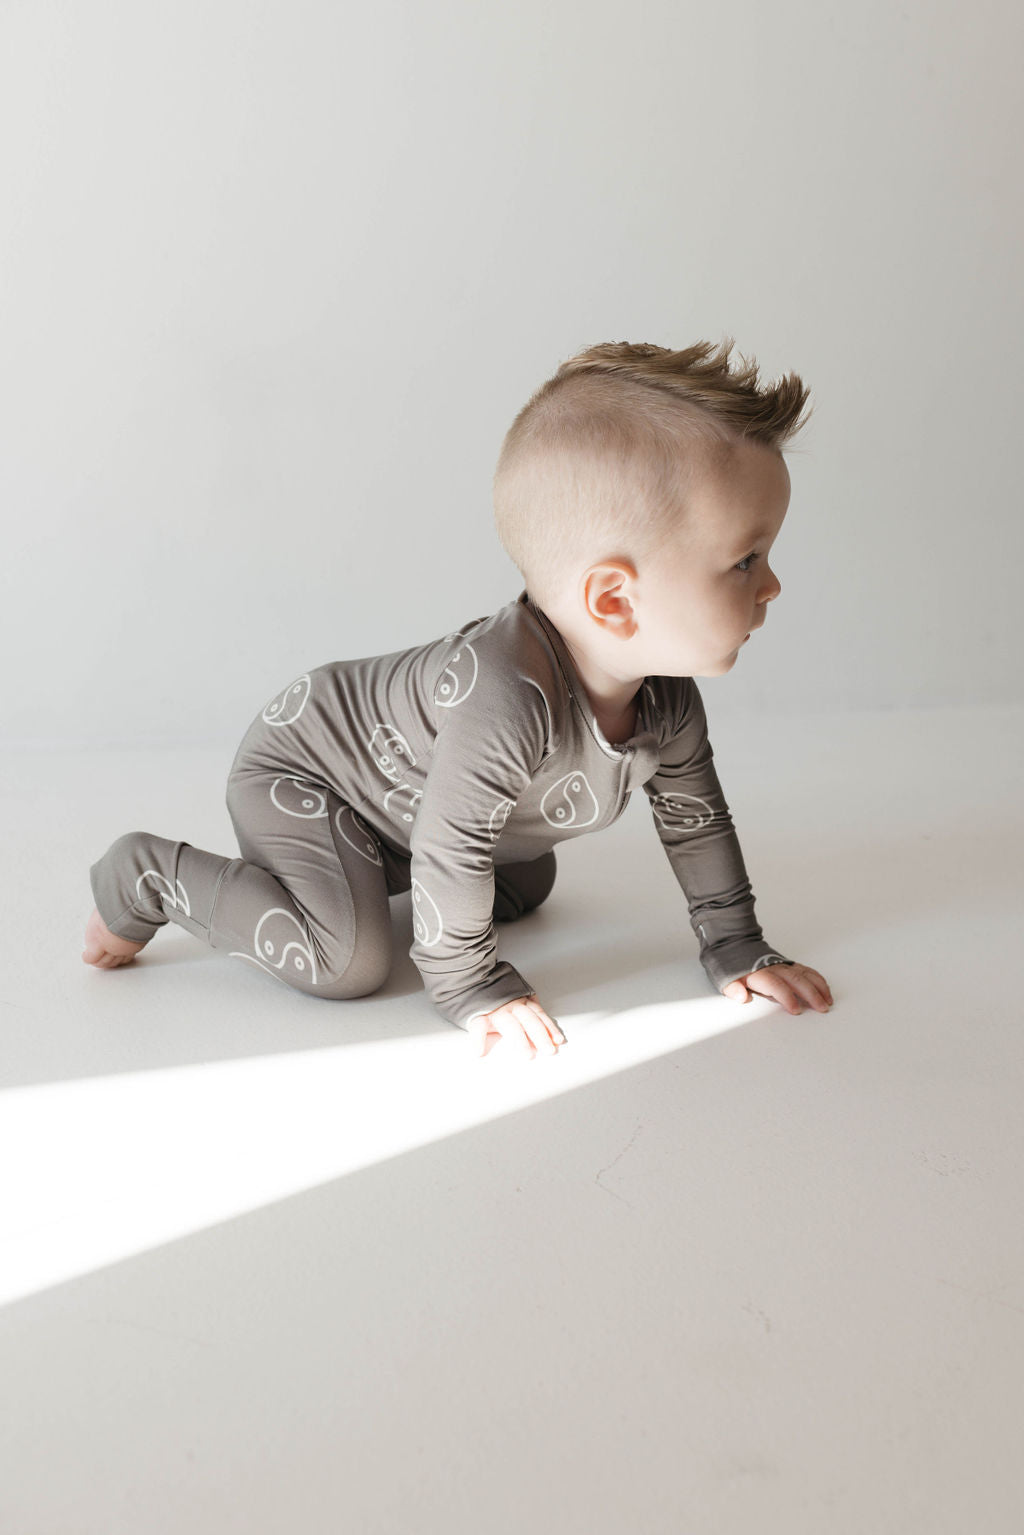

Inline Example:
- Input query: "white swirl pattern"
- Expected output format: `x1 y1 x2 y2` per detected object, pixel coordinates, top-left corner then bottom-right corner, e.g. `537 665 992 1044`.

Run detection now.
228 907 319 984
540 771 600 829
262 676 311 726
270 777 328 818
488 798 515 839
411 879 443 946
383 783 422 824
650 792 714 832
137 870 191 916
434 643 478 707
334 806 384 865
368 723 417 784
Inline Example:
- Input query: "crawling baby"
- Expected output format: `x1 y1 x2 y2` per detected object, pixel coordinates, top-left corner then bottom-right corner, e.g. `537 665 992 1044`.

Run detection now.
83 337 833 1058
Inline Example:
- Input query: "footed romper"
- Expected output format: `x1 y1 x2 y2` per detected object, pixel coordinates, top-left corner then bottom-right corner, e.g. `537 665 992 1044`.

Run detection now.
90 588 791 1030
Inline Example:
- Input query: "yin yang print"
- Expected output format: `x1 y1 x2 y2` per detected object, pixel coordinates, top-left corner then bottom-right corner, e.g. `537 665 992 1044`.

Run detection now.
488 797 515 839
262 675 311 727
137 869 191 917
649 791 714 833
270 777 328 818
383 783 422 825
434 643 478 708
540 770 600 829
411 878 443 946
368 723 417 784
334 806 384 866
229 906 319 985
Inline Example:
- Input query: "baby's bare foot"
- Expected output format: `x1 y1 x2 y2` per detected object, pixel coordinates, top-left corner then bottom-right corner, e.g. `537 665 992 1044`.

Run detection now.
82 906 147 968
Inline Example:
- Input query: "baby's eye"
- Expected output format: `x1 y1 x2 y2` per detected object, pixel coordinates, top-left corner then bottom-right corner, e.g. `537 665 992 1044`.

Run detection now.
735 553 758 573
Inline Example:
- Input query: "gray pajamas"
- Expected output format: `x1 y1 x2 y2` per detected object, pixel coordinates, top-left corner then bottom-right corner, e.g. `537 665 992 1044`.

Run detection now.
90 589 792 1030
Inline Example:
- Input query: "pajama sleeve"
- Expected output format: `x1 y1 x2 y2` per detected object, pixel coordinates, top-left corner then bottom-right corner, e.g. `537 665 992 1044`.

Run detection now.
408 667 550 1031
642 678 793 993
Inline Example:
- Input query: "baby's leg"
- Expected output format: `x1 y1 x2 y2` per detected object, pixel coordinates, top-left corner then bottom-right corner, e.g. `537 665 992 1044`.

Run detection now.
493 850 557 922
85 772 394 1000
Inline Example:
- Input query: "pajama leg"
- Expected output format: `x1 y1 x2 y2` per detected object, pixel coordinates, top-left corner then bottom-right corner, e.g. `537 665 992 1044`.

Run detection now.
493 849 557 922
88 770 394 1000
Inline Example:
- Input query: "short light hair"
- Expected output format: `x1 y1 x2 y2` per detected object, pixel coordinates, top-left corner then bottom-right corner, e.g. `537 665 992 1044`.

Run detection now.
491 337 813 615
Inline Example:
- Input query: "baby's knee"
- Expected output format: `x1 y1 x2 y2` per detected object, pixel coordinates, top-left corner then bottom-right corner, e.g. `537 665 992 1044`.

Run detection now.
315 965 390 1002
493 850 557 922
310 931 392 1001
529 849 558 908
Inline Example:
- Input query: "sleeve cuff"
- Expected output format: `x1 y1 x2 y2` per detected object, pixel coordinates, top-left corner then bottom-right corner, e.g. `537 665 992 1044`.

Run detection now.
434 965 537 1031
701 941 794 994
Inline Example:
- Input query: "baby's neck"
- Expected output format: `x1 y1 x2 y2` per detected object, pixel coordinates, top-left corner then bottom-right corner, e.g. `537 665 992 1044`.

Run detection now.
593 695 641 744
560 633 643 724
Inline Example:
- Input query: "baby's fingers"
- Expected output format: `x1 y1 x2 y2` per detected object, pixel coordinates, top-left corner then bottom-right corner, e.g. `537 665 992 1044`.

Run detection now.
506 1000 555 1056
752 967 831 1016
523 995 566 1051
802 968 834 1009
748 975 796 1014
786 967 832 1013
468 996 565 1059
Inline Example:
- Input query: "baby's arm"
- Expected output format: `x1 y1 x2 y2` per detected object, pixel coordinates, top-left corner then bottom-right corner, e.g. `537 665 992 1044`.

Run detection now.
407 670 552 1036
643 680 832 1013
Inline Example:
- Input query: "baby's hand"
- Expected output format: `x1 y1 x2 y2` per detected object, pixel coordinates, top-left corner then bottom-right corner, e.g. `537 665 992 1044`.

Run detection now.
723 963 833 1016
467 993 566 1059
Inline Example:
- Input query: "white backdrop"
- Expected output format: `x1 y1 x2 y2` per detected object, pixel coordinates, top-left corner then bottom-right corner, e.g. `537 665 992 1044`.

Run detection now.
2 0 1021 749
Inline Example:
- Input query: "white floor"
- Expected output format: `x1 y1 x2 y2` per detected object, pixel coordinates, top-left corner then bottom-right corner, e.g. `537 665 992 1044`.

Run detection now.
2 702 1022 1533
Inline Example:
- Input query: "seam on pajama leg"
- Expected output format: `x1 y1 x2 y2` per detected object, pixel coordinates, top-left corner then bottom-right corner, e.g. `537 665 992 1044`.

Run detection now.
203 857 233 937
103 892 167 931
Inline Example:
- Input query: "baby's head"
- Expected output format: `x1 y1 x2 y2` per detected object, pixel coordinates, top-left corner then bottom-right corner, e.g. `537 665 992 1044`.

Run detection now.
492 338 813 680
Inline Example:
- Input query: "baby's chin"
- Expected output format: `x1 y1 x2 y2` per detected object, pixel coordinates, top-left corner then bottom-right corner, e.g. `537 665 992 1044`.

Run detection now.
694 648 742 677
653 639 743 678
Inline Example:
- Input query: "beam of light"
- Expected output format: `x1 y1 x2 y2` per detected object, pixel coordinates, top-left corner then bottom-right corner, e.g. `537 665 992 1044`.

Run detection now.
0 993 766 1308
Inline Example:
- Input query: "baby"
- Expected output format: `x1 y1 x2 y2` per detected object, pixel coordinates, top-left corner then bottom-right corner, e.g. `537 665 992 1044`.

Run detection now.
83 337 833 1059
